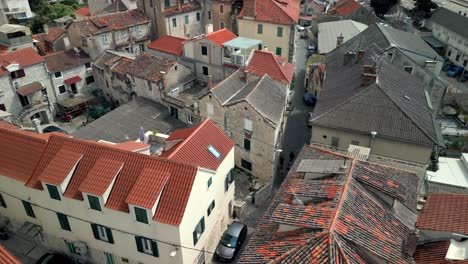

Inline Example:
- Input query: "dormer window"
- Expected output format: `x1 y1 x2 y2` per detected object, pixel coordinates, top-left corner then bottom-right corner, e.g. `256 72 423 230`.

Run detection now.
10 69 25 79
88 194 101 211
46 184 61 201
134 206 149 224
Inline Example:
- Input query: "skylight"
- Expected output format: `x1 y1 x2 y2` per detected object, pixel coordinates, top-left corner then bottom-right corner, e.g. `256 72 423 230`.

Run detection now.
208 145 222 159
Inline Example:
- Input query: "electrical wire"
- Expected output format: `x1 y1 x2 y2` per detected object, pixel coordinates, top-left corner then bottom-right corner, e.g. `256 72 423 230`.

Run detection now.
0 190 219 255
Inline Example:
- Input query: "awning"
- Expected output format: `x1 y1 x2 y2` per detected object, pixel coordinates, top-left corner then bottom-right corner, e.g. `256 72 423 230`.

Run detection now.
17 82 43 96
57 95 95 108
422 36 446 49
64 76 82 85
300 15 313 21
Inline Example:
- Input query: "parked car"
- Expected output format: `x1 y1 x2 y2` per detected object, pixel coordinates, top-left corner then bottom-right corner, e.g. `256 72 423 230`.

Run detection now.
307 112 313 127
36 253 72 264
214 222 248 262
442 62 453 71
447 66 464 77
296 25 305 32
460 72 468 83
42 126 69 134
303 92 317 106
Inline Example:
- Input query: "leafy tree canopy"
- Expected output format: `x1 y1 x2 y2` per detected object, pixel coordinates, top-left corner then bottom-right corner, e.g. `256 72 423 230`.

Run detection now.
371 0 399 18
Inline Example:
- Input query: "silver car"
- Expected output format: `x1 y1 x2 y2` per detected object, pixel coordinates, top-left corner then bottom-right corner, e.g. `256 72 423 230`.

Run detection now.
214 221 248 262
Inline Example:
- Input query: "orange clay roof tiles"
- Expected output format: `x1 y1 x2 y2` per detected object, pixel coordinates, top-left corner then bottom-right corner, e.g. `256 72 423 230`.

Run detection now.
0 245 21 264
239 0 300 25
247 50 294 84
126 168 170 208
112 141 149 152
414 240 468 264
147 35 187 55
0 48 44 76
36 148 83 185
78 158 123 196
205 28 237 47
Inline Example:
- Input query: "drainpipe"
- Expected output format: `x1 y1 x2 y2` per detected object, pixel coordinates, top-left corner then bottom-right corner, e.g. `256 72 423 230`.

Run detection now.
369 131 377 157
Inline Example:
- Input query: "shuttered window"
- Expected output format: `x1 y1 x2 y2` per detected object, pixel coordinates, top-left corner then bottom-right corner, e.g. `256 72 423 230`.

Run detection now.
88 195 101 211
22 201 35 218
0 193 6 208
57 213 71 231
46 184 61 201
91 223 114 244
193 217 205 245
207 200 215 216
134 207 148 224
135 236 159 257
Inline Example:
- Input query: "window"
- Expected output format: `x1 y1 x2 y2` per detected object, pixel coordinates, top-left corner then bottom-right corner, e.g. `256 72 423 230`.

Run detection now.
91 224 113 243
184 15 189 24
57 213 71 231
104 253 114 264
219 4 224 13
134 207 148 224
85 75 95 85
164 0 170 7
135 236 159 256
58 85 66 94
208 10 211 19
241 159 252 171
54 71 62 78
331 137 339 148
65 241 77 255
88 195 101 211
350 140 359 146
0 104 5 111
403 66 413 74
387 53 393 60
101 33 109 44
448 50 452 57
22 201 35 218
193 217 205 245
180 0 184 4
201 45 208 56
187 114 193 124
207 177 213 189
224 170 234 192
85 62 92 69
464 60 467 67
172 18 177 27
244 118 252 132
257 24 263 34
207 200 215 216
244 138 251 151
202 66 209 75
277 27 283 37
137 25 143 36
122 30 128 38
140 43 145 52
275 47 282 56
0 193 6 208
46 184 61 201
207 102 214 116
10 69 25 79
196 12 200 21
258 44 262 50
81 36 88 47
220 21 225 29
456 54 461 61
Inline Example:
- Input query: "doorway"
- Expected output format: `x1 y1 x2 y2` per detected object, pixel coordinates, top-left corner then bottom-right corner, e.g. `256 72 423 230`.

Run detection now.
70 83 78 94
170 106 178 119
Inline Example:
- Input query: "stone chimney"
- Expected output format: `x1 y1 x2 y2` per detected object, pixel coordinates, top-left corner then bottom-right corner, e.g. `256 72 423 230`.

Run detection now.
243 69 249 82
207 75 213 89
357 50 365 61
361 65 377 86
32 119 42 134
343 51 356 66
205 23 213 34
43 24 49 34
243 0 256 18
336 33 344 47
403 230 419 257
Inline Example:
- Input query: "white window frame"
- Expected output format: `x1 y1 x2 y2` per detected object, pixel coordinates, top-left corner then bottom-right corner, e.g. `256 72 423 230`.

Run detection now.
97 225 108 241
187 114 193 124
85 63 92 70
54 71 62 79
220 21 225 29
244 118 253 132
122 30 128 38
142 238 153 254
58 85 66 94
137 25 143 36
101 33 109 44
207 102 214 116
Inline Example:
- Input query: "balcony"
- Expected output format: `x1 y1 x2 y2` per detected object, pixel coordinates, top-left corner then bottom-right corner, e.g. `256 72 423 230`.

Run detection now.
223 37 263 67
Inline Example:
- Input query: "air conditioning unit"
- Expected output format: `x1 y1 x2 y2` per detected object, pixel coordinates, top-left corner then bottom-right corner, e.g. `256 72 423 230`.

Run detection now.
13 81 19 89
225 130 232 137
73 241 88 255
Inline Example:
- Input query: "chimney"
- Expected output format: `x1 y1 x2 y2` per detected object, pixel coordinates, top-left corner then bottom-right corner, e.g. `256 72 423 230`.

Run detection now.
32 119 42 134
357 50 365 61
403 230 419 257
343 51 356 66
177 0 181 10
263 45 268 51
336 33 344 47
243 69 249 82
205 23 213 34
43 24 49 34
207 75 213 89
361 65 377 86
243 0 256 18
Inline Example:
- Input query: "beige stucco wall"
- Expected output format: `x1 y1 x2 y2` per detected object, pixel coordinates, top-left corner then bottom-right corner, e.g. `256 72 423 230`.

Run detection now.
238 19 292 60
183 37 225 81
210 1 232 31
48 65 94 102
165 10 204 38
431 22 468 70
311 125 433 164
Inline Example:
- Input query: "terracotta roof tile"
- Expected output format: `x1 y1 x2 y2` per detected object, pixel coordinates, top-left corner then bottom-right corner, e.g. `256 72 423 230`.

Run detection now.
16 82 43 96
78 158 123 196
37 148 83 185
0 245 21 264
165 126 198 141
75 6 91 16
126 168 170 208
205 28 237 47
0 121 18 130
25 135 197 226
147 35 187 55
45 50 91 72
414 240 468 264
73 10 150 36
163 119 235 170
0 48 44 76
247 50 294 84
112 141 149 152
112 53 176 83
162 1 202 17
239 0 300 25
0 128 47 183
44 28 65 43
417 193 468 234
332 0 362 16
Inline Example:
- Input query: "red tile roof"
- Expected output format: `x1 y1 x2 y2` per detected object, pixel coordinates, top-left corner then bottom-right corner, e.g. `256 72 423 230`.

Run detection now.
238 145 419 263
0 48 44 76
147 35 187 55
332 0 362 16
247 50 294 84
44 28 65 43
165 126 198 141
205 29 237 47
44 50 91 72
417 193 468 234
162 119 235 170
123 53 176 83
0 121 18 130
73 10 150 35
126 168 170 208
64 76 82 84
0 128 47 183
0 245 21 264
239 0 300 25
112 141 149 152
75 6 91 17
162 1 202 17
16 82 43 96
0 44 9 55
415 240 468 264
25 135 198 226
37 148 83 185
78 158 123 196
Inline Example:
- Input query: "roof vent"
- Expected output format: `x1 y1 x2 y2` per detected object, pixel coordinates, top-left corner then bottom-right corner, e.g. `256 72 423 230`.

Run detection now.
404 95 410 100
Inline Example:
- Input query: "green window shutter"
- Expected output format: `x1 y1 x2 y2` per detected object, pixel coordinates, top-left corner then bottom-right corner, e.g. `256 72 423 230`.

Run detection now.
257 24 263 34
164 0 170 7
172 18 177 27
0 194 6 208
91 223 99 240
88 195 101 211
22 201 35 218
57 213 71 231
181 0 184 4
201 217 205 232
276 47 282 56
105 227 114 244
207 177 212 189
151 240 159 257
135 207 148 224
185 15 189 24
135 236 143 253
65 240 76 254
258 44 262 50
46 184 61 201
196 12 200 21
193 230 198 245
277 27 283 37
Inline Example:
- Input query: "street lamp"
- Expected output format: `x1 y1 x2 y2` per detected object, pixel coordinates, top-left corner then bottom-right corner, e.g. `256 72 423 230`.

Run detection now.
169 246 179 257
